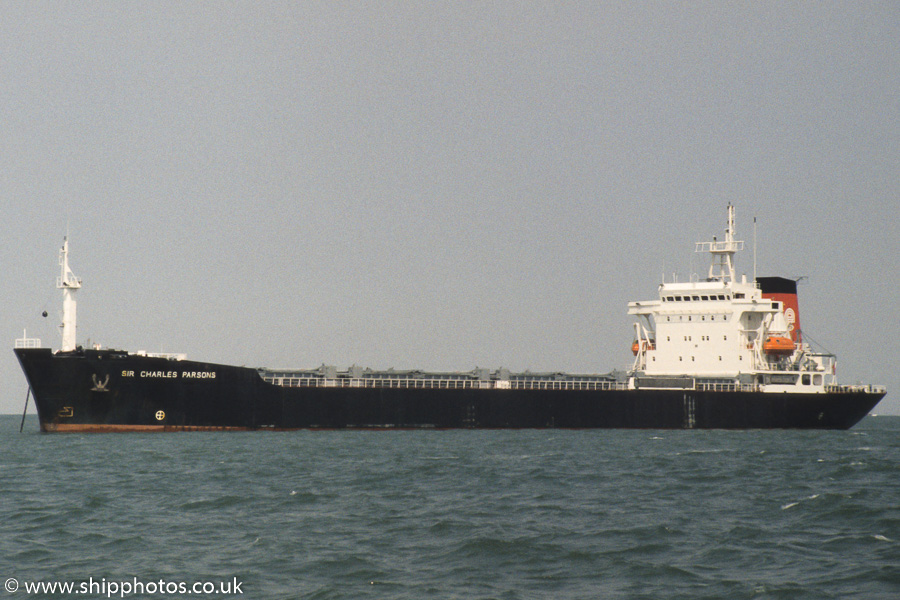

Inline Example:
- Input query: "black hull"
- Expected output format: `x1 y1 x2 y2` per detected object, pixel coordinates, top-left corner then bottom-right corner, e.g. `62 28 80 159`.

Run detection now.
15 348 884 431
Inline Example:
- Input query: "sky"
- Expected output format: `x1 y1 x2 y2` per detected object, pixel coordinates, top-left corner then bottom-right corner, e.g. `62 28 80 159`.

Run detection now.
1 2 898 416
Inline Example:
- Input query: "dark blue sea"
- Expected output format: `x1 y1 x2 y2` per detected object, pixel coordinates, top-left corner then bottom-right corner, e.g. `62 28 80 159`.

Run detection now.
1 415 897 600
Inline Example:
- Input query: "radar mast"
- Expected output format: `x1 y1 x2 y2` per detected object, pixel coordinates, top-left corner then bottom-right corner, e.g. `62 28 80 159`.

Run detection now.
695 204 744 282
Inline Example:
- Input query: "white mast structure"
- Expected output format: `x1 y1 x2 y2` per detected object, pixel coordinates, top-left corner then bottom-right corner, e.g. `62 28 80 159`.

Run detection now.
57 238 82 352
697 203 743 283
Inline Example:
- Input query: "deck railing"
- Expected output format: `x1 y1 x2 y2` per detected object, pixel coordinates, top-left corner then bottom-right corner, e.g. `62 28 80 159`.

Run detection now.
261 376 629 392
695 382 758 393
261 377 885 395
14 337 41 349
825 384 887 394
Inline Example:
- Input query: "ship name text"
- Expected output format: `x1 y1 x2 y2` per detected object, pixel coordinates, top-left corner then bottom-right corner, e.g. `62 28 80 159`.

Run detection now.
121 370 217 379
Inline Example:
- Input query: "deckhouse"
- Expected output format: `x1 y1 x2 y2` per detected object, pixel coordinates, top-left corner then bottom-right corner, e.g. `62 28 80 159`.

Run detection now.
628 205 834 392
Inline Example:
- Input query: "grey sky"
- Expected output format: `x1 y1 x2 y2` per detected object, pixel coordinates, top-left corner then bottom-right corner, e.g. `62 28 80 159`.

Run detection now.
2 2 898 415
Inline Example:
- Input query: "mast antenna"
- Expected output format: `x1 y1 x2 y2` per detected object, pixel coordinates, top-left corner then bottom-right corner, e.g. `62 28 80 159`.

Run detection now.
753 215 757 283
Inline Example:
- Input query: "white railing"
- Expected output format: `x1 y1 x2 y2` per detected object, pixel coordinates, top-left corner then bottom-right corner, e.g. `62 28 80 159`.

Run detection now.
135 351 187 360
14 337 41 349
826 384 887 394
262 376 629 392
262 376 884 395
695 240 744 253
507 380 627 391
696 382 758 393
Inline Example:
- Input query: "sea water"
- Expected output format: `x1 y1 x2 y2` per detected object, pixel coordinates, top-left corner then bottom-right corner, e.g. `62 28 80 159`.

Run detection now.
1 415 897 599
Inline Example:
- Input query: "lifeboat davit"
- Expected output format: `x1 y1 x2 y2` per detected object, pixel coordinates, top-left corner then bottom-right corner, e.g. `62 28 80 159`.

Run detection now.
632 340 656 355
763 336 795 356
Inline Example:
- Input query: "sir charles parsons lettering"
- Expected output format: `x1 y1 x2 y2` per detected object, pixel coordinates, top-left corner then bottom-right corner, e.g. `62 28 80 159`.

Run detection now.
121 370 216 379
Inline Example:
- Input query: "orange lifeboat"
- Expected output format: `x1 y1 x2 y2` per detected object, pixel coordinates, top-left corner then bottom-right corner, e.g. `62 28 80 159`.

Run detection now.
762 336 795 356
632 340 656 355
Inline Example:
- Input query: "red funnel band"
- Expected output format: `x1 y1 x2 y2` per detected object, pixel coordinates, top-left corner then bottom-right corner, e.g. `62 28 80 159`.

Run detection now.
757 277 801 344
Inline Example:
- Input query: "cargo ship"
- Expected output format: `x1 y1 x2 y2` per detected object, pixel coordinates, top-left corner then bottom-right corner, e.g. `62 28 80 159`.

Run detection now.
14 206 885 431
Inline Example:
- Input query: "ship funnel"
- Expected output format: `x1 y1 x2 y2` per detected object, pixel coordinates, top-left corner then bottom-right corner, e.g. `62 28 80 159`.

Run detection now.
757 277 801 343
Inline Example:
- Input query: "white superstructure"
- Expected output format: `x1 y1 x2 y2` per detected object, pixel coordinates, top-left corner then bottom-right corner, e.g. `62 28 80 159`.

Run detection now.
628 205 835 393
57 238 82 352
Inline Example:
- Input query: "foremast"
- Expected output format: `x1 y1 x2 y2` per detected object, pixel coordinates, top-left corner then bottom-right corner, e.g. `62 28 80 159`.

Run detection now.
57 238 81 352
